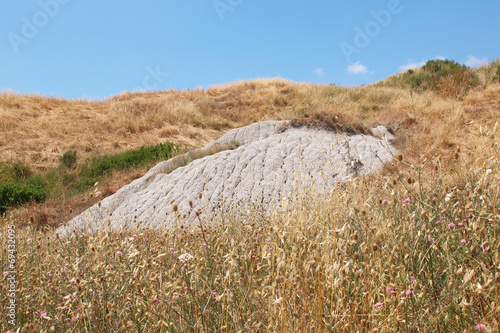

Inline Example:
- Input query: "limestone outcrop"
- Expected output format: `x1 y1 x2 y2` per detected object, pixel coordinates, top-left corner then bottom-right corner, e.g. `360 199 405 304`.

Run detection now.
58 121 395 235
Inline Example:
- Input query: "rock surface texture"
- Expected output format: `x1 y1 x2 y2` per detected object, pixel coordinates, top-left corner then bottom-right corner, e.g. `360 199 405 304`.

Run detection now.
59 121 395 235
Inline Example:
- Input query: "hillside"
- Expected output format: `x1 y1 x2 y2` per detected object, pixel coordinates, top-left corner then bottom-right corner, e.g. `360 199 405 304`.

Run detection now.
1 61 500 227
0 60 499 332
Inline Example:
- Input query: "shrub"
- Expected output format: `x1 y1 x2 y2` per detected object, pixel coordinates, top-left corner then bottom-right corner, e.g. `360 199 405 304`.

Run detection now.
60 150 77 169
390 59 480 98
0 180 47 213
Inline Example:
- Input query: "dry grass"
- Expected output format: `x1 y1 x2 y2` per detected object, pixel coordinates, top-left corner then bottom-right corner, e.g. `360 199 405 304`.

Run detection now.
2 76 498 173
1 67 500 331
1 134 498 331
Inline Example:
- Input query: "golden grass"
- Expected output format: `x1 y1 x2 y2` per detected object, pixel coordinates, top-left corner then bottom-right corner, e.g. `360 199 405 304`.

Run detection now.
1 135 498 331
1 69 500 331
1 76 497 173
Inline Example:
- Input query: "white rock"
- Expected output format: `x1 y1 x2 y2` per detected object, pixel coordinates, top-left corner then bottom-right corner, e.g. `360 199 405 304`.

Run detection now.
58 121 395 235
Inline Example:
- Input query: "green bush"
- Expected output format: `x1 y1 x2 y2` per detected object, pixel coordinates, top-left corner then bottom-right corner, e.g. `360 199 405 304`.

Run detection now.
0 179 47 213
494 65 500 81
398 59 479 98
60 150 77 169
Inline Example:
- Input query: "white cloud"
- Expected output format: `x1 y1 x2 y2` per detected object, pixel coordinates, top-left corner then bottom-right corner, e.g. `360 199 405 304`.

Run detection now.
399 56 449 71
399 59 426 71
315 68 325 77
347 61 369 74
464 55 488 68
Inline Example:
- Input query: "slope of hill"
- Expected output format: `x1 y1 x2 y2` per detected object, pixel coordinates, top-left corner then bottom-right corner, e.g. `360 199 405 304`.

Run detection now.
0 59 499 332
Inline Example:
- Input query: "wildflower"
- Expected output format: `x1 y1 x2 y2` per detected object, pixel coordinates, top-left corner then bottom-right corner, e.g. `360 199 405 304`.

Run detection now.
374 302 384 307
468 212 473 218
202 242 207 246
436 220 442 224
173 292 179 296
410 276 416 280
151 297 158 303
268 247 273 251
27 238 32 242
447 223 456 228
476 324 486 331
297 289 302 293
386 287 393 293
69 278 76 284
381 199 388 205
460 239 467 244
428 237 435 242
115 251 123 257
403 198 411 203
405 290 413 296
178 253 194 263
211 292 217 297
133 273 138 279
356 269 363 275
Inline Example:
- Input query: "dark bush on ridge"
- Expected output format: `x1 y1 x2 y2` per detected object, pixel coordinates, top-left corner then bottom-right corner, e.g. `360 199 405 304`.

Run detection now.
379 59 480 98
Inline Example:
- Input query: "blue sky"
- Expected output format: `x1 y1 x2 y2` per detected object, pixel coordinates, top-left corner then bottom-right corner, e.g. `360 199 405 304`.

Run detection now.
1 0 499 99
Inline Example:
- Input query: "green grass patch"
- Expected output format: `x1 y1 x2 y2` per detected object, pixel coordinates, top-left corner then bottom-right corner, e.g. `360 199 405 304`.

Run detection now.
0 141 182 213
78 141 181 189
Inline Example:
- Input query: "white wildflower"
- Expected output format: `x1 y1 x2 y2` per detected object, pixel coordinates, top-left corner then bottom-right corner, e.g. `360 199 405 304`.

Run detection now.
178 253 194 263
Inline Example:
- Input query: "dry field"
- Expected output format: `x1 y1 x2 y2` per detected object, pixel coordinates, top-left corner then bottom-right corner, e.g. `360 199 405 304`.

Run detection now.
0 61 499 331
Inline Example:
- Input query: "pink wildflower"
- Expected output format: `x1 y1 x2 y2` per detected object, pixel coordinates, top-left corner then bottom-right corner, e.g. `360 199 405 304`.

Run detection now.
405 290 413 296
403 198 411 203
447 223 456 228
460 239 467 244
115 251 123 257
374 302 383 307
381 199 388 205
476 324 486 331
27 238 32 242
